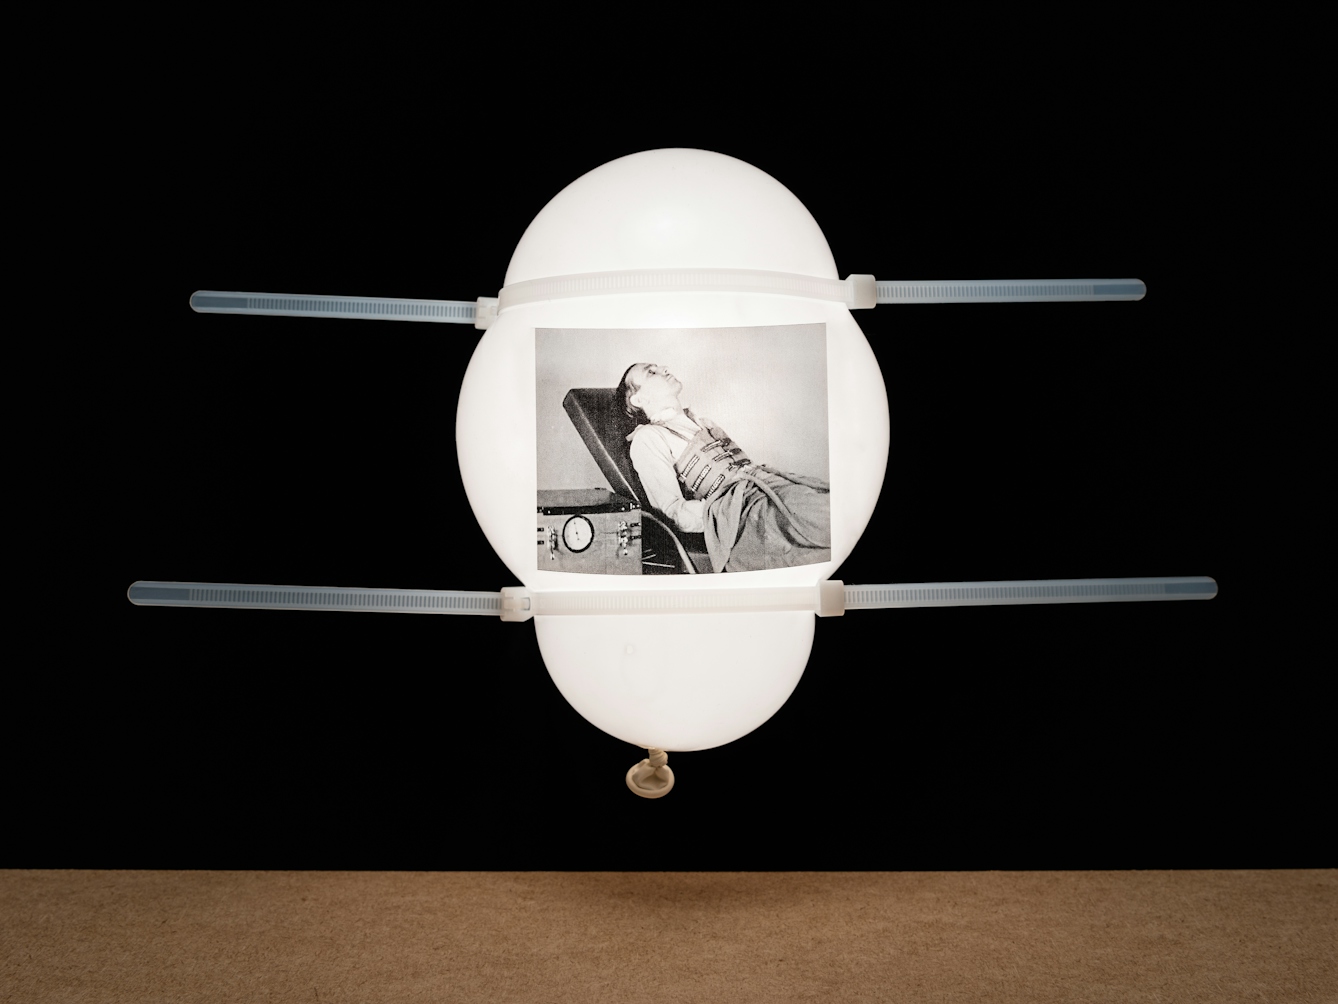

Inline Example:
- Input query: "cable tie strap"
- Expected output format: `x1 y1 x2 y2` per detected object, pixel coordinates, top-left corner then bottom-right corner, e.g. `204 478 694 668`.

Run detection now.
190 291 481 324
496 269 877 312
497 583 842 620
128 577 1213 620
843 577 1216 607
874 279 1146 303
127 581 502 614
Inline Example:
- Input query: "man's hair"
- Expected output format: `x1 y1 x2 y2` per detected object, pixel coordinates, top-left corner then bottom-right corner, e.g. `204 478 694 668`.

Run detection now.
617 363 649 424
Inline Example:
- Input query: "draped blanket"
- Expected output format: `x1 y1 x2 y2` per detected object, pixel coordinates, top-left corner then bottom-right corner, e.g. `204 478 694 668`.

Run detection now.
702 466 831 573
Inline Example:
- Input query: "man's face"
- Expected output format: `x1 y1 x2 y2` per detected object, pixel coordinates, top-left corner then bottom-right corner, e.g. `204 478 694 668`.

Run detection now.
630 363 683 405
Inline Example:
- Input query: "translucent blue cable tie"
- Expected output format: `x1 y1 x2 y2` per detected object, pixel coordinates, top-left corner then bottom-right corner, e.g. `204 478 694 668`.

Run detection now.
127 576 1214 620
190 291 481 324
189 278 1145 329
127 581 502 615
874 279 1146 303
843 576 1215 609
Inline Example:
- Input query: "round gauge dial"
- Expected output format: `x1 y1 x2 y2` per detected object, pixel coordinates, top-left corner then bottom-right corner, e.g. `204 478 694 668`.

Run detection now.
562 515 594 553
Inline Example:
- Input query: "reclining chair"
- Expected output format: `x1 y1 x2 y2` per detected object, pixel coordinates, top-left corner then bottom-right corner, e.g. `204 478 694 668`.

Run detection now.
562 388 712 574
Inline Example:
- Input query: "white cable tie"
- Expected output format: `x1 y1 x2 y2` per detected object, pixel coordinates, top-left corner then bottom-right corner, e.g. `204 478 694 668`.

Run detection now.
474 296 499 329
843 577 1216 608
497 583 841 622
128 576 1213 622
127 581 502 615
874 279 1146 303
186 277 1143 328
497 269 878 312
189 291 482 324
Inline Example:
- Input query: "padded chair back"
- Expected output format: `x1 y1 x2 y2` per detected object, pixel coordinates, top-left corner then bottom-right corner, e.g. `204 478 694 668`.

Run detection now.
562 388 647 505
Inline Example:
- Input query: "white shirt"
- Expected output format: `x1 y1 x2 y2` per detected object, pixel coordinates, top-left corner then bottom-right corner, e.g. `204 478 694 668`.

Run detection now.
628 408 708 532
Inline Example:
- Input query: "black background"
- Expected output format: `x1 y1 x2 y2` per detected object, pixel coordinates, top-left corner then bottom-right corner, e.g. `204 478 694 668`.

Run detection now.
21 26 1321 871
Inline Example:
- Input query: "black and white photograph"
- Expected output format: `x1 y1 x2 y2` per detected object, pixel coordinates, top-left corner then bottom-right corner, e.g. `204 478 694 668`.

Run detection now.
536 324 830 574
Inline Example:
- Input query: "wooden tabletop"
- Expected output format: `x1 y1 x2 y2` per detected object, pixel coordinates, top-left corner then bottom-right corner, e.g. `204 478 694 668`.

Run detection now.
3 869 1334 1003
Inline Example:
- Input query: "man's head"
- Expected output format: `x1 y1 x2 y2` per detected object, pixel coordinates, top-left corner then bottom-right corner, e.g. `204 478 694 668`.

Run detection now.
618 363 683 423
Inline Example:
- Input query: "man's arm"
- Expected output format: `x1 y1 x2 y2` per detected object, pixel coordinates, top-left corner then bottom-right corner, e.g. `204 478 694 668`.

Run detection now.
629 430 706 533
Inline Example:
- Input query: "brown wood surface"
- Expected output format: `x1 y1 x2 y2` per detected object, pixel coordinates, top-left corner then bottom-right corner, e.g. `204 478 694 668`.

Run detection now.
3 870 1334 1002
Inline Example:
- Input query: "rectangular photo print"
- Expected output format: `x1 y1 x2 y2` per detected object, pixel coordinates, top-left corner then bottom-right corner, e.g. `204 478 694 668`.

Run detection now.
536 323 829 575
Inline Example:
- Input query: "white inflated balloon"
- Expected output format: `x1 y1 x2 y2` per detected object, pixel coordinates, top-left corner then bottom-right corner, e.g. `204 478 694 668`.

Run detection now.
456 149 889 751
503 149 840 283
